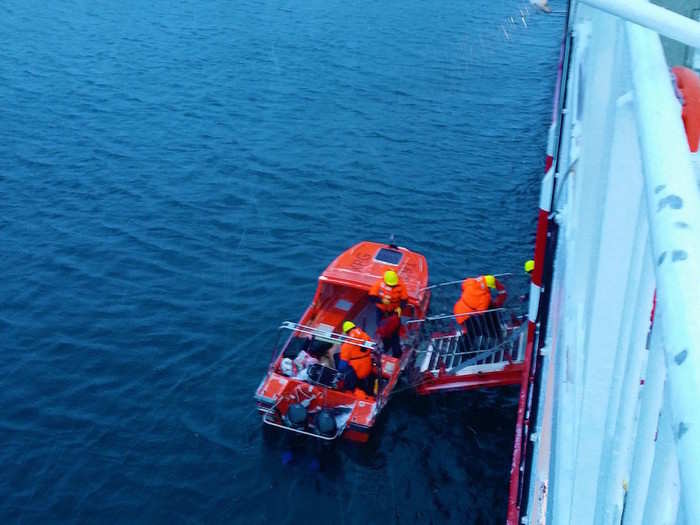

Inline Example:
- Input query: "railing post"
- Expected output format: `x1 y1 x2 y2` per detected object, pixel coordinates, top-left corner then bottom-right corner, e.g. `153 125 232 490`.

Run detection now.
642 388 680 524
622 320 666 525
596 221 653 525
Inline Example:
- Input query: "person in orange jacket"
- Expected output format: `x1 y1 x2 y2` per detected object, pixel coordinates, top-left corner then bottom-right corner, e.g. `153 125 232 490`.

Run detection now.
369 270 408 317
338 321 373 393
369 270 408 357
453 274 507 336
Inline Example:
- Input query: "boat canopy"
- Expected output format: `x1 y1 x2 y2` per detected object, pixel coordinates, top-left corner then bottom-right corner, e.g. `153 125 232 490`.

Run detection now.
319 241 429 305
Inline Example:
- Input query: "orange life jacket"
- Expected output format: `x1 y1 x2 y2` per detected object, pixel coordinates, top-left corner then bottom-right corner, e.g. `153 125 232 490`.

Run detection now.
340 327 373 379
453 277 491 325
369 278 408 313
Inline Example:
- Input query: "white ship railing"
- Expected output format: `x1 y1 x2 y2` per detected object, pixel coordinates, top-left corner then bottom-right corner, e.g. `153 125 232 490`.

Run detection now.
521 1 700 524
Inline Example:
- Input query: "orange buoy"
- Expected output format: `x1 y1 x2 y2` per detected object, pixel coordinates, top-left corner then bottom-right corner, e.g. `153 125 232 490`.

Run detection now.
672 66 700 152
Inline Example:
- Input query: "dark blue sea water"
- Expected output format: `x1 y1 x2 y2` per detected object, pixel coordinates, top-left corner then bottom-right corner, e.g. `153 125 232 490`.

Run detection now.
1 1 564 523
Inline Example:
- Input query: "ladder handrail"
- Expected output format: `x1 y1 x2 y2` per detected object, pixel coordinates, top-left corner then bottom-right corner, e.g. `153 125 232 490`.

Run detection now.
405 307 507 324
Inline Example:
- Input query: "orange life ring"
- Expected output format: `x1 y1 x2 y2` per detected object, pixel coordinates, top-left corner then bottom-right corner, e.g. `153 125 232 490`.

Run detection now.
672 66 700 153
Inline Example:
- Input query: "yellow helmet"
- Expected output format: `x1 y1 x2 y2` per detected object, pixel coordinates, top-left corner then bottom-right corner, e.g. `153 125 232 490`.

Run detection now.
342 321 356 333
384 270 399 286
484 275 496 288
524 260 535 273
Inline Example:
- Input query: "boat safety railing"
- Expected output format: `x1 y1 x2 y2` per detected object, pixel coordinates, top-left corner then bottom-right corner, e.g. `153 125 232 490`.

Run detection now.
418 272 513 292
278 321 376 351
262 411 345 441
404 306 508 325
516 1 700 523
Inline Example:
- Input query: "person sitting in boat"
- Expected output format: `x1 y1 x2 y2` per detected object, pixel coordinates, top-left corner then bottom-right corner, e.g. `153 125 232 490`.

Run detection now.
338 321 373 394
453 275 507 337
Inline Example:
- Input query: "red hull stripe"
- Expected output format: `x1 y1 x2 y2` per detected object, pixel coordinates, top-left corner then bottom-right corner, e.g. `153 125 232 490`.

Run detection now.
532 209 549 288
416 367 523 394
507 320 537 524
544 154 554 173
506 25 567 523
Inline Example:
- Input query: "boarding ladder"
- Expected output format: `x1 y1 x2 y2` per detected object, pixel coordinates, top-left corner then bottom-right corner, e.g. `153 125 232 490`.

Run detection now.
412 308 527 394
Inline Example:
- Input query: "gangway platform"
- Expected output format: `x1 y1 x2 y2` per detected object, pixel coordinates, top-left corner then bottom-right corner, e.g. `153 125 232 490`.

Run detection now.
412 309 527 395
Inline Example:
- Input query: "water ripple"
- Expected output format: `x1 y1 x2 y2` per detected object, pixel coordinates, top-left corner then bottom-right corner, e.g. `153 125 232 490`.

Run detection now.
1 0 564 522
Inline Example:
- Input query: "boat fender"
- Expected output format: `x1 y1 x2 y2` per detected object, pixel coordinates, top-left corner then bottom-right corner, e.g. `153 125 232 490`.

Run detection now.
287 403 307 428
317 410 337 437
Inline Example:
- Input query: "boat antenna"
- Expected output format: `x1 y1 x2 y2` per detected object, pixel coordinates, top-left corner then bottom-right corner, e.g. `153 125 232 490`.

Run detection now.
388 233 398 249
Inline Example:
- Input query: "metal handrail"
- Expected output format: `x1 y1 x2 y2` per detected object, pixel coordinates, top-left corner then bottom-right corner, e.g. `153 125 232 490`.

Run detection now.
404 307 507 324
419 272 513 291
580 0 700 47
416 339 517 360
626 21 700 521
261 412 344 441
279 321 376 350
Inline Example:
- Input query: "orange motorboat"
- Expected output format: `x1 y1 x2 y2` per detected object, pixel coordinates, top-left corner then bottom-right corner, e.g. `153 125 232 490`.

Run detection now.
254 241 430 442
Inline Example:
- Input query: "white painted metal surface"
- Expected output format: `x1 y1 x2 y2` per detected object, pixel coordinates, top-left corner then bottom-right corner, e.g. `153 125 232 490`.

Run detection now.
579 0 700 48
642 390 681 525
623 322 667 525
522 0 700 523
626 19 700 523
